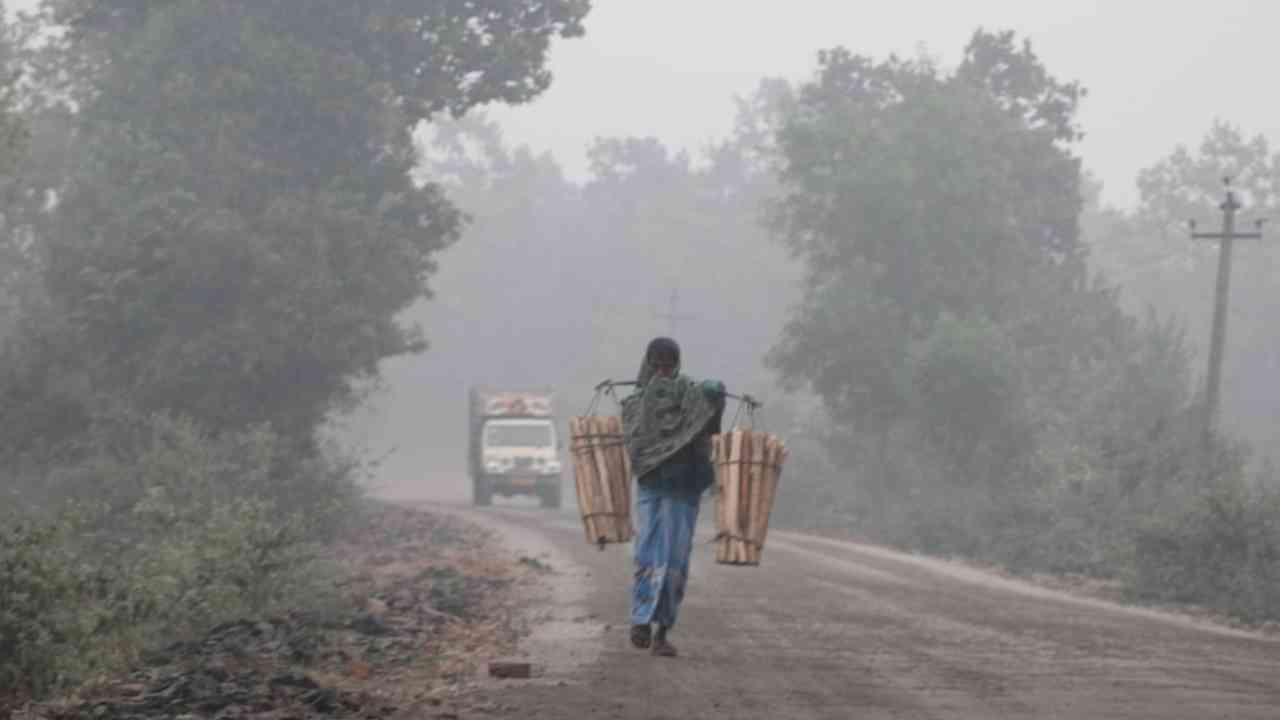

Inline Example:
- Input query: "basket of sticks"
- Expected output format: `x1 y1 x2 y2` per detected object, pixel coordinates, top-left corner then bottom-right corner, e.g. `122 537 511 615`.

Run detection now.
568 415 634 546
712 428 788 566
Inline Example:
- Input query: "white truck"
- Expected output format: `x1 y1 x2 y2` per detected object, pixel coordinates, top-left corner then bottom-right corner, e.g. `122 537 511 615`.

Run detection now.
467 387 562 508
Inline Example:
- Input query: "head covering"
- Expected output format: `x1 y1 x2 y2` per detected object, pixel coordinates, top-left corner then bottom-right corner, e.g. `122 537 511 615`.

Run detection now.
636 337 680 385
622 338 723 480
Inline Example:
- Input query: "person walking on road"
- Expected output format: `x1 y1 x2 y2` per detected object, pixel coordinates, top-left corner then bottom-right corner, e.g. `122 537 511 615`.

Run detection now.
621 337 725 658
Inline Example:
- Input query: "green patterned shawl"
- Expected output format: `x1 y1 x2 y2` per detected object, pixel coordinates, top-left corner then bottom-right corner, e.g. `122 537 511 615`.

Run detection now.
621 338 723 481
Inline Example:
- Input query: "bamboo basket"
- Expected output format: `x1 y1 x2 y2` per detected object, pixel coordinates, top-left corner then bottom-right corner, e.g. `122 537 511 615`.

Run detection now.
712 429 787 566
568 416 634 546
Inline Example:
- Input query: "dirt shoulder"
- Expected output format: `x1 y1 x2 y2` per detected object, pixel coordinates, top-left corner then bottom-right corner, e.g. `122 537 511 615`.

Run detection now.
10 502 552 720
797 526 1280 638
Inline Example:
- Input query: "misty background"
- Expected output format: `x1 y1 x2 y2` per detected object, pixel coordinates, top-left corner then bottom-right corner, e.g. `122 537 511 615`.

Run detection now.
347 1 1280 499
4 1 1280 703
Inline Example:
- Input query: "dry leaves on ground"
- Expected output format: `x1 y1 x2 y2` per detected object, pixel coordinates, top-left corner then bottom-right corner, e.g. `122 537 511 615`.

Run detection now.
10 502 550 720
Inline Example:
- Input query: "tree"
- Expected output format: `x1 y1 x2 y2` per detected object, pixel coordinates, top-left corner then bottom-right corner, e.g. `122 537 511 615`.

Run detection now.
769 31 1082 476
2 0 589 455
1090 122 1280 466
767 30 1197 552
358 85 806 484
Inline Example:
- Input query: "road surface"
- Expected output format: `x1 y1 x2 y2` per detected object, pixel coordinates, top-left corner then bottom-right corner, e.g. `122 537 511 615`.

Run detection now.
418 502 1280 719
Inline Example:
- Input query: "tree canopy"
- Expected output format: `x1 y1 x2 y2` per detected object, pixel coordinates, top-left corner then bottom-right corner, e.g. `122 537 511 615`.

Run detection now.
770 31 1087 434
2 0 589 453
767 30 1200 556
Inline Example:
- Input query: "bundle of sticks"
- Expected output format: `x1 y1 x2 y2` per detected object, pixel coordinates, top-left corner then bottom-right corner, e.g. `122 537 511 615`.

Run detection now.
568 415 634 546
712 429 787 565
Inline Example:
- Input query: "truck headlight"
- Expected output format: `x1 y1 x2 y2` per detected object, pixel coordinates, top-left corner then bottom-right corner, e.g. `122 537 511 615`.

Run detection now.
543 461 562 474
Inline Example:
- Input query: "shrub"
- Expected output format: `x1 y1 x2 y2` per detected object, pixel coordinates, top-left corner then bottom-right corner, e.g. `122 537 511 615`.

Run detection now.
1132 484 1280 622
0 516 92 701
0 411 363 704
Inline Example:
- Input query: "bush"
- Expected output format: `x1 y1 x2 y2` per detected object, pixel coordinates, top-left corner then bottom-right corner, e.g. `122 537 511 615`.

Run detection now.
0 411 363 705
0 516 93 701
1132 484 1280 622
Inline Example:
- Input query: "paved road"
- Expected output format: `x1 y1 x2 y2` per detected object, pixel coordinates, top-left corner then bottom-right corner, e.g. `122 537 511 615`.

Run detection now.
423 502 1280 720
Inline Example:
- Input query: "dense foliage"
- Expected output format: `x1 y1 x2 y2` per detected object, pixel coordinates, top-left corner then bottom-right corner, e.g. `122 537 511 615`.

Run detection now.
0 0 588 703
764 31 1269 613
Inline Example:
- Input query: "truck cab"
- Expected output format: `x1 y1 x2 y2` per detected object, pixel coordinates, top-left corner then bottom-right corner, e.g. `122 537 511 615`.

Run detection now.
481 418 561 477
469 389 563 508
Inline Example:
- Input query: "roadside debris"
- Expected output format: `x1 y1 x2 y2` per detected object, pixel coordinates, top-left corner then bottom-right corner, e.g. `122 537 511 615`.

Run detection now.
487 661 532 680
10 503 544 720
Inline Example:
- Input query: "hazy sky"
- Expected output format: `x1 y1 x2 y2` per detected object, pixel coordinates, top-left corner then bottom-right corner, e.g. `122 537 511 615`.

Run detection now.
10 0 1276 209
486 0 1280 209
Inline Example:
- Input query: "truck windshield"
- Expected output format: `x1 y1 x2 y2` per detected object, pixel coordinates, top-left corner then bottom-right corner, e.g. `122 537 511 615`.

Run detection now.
484 423 554 448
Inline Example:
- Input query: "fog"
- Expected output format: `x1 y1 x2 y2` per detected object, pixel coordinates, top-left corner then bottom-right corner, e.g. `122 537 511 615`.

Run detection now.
356 1 1280 500
4 4 1280 704
356 114 799 500
483 0 1280 210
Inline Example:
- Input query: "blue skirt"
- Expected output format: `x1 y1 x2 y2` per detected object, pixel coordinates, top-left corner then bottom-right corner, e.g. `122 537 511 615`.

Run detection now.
630 481 702 628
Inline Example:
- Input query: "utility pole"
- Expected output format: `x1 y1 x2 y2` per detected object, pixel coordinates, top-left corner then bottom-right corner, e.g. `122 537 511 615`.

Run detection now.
1188 177 1265 448
654 287 695 336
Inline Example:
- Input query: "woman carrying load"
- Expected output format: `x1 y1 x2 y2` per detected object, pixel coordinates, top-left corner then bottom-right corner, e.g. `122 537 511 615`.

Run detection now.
621 337 725 658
